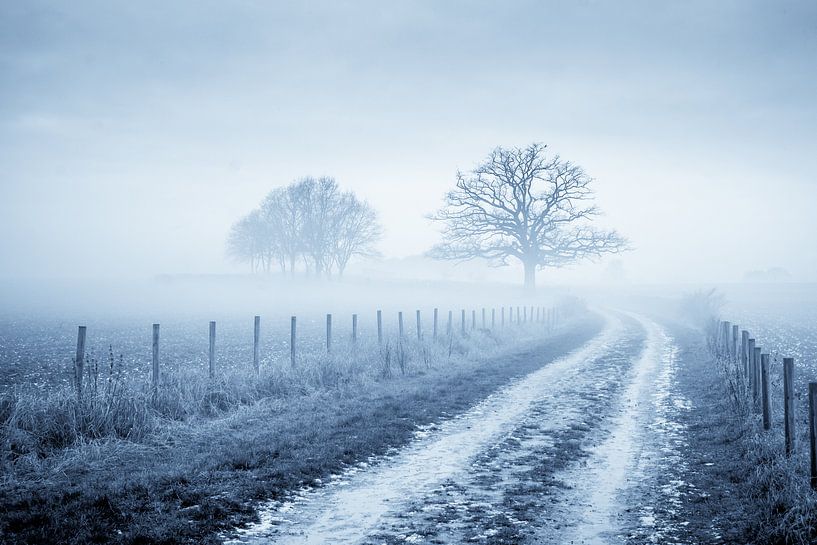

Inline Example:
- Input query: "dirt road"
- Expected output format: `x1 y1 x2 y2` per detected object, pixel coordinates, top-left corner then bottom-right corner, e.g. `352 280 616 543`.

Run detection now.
225 312 705 545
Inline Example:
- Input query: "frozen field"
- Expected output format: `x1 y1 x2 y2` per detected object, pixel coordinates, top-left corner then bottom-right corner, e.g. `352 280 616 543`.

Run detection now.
0 305 551 393
724 283 817 392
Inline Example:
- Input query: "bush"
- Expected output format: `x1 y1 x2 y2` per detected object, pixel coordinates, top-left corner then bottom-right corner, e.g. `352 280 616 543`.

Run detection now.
678 288 725 330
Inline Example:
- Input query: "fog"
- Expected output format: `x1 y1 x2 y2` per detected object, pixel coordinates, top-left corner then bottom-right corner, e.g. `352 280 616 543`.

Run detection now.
4 6 817 541
2 0 816 315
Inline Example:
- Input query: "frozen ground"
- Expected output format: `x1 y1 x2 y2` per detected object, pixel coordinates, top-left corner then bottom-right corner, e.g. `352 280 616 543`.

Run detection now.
224 311 706 545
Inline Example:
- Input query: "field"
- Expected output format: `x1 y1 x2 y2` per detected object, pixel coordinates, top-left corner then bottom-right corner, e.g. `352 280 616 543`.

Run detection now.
0 277 593 544
724 283 817 387
3 280 817 544
0 276 564 393
715 284 817 543
0 310 484 391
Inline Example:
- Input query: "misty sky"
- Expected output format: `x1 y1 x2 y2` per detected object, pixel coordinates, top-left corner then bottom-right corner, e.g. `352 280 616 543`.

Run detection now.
2 0 816 284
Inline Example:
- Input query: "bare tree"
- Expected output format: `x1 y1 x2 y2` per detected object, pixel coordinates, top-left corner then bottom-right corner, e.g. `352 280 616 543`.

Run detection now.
226 210 271 272
230 177 382 278
299 177 339 278
330 193 382 277
261 186 304 276
429 143 627 290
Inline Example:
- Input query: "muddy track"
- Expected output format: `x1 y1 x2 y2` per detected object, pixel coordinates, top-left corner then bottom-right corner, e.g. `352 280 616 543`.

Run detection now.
225 312 696 545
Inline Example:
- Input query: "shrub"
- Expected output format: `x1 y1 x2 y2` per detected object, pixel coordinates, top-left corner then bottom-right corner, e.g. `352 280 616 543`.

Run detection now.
679 288 725 330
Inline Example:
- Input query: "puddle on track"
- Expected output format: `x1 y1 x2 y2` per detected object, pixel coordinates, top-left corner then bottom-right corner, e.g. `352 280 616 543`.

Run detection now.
224 313 627 545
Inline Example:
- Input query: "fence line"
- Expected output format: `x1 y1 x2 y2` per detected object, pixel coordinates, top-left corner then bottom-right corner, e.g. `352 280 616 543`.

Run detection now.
71 304 563 403
715 318 817 490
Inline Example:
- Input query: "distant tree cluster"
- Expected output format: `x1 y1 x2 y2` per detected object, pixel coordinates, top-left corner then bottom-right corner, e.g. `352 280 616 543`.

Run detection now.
227 177 382 277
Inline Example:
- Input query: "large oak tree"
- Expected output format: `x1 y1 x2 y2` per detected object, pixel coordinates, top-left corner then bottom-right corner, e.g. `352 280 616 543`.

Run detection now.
429 143 627 290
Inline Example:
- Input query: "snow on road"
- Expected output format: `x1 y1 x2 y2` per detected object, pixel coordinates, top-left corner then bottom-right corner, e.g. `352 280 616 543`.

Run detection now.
547 313 685 545
226 312 689 545
226 312 624 545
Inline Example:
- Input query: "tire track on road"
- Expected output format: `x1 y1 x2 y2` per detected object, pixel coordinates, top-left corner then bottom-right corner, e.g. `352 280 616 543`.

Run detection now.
536 313 689 545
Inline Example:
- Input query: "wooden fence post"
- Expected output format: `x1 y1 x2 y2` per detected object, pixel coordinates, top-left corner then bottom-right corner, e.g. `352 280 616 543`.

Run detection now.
75 325 87 398
810 383 817 490
209 321 216 379
471 309 476 330
784 357 795 456
741 330 749 383
501 307 505 327
326 314 332 352
747 338 756 398
523 306 527 323
398 311 404 338
461 309 466 334
732 324 739 362
716 320 728 358
416 310 422 341
433 308 438 340
753 346 762 410
761 353 771 430
152 324 160 396
482 308 486 329
290 316 297 367
352 314 358 344
253 316 260 374
492 308 496 329
447 310 453 336
377 310 383 346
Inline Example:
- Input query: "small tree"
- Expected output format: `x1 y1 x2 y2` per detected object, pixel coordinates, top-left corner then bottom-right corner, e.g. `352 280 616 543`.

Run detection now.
299 177 340 278
226 210 270 272
330 194 382 277
261 186 304 276
429 143 627 290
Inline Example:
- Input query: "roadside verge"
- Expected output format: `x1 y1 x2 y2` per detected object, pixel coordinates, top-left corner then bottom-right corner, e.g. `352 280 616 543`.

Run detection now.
0 316 603 545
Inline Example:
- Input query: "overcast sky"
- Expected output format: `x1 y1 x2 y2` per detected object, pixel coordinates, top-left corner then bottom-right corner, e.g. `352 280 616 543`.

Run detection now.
1 0 816 284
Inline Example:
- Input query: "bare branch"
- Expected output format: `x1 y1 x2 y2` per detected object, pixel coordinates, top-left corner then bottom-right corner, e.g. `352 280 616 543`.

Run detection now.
428 143 628 289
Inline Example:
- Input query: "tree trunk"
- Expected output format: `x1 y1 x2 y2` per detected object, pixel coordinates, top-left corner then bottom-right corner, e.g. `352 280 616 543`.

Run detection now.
523 261 536 292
